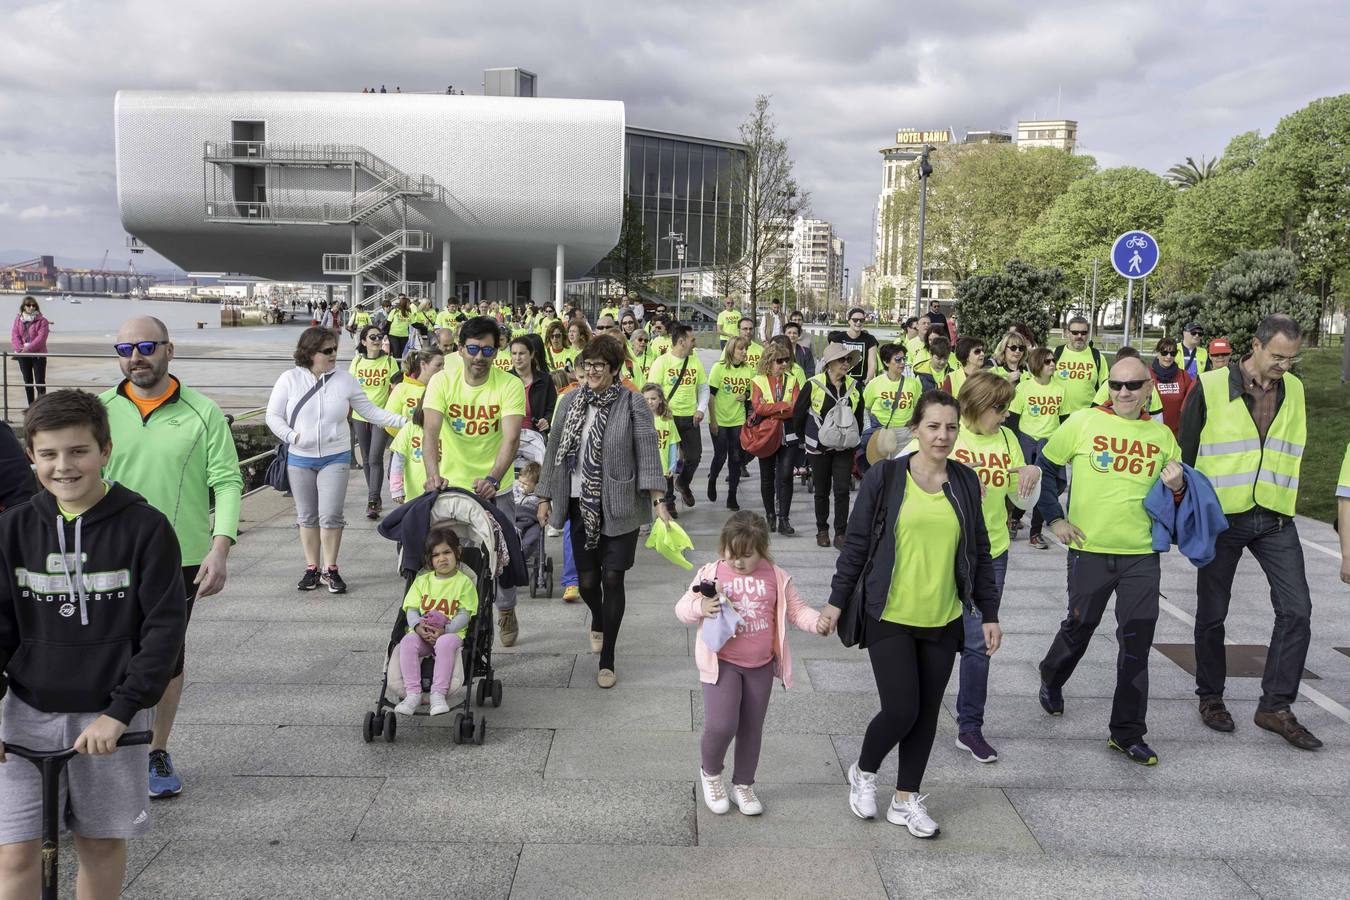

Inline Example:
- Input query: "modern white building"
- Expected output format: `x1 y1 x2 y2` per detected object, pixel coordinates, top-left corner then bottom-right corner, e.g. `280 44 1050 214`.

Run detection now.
790 217 842 306
1016 119 1078 152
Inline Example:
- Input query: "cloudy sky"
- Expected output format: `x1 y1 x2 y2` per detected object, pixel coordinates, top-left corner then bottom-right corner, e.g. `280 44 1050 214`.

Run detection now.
0 0 1345 277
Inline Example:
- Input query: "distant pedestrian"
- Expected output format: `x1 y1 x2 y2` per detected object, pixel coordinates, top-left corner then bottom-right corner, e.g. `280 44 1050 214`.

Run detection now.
10 295 50 404
827 307 879 387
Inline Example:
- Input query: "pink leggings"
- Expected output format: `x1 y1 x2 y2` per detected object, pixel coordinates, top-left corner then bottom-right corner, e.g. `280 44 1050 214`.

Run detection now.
700 660 774 785
399 631 462 694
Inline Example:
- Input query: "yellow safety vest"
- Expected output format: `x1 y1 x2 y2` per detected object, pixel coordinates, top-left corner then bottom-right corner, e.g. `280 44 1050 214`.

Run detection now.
808 374 860 417
1194 369 1305 516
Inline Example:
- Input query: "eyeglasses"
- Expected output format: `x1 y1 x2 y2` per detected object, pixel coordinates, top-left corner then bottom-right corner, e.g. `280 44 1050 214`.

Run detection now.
1068 330 1089 337
849 317 864 324
994 404 1008 413
1006 344 1025 352
772 358 790 366
463 344 497 358
316 346 338 356
114 340 169 358
580 361 609 373
1187 330 1205 336
1158 349 1175 357
1108 379 1147 391
633 337 648 344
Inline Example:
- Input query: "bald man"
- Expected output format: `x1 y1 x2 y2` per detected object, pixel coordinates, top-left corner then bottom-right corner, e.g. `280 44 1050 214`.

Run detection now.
100 316 242 798
1033 356 1184 767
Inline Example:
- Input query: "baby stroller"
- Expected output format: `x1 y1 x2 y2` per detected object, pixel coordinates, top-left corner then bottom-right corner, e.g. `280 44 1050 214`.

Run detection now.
515 430 554 599
362 489 506 746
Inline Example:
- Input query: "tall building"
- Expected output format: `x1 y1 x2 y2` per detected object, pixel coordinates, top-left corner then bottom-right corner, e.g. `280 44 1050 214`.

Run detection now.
1016 119 1078 152
790 216 842 307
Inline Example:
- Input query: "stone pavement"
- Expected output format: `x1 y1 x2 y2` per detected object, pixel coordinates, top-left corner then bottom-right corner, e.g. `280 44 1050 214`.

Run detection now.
97 461 1349 898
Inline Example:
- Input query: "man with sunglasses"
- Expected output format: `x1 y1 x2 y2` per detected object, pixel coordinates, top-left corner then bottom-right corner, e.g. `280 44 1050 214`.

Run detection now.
100 316 243 797
1179 314 1320 750
421 316 526 646
1034 355 1183 767
1053 316 1108 414
827 307 879 387
1178 322 1209 378
716 296 742 349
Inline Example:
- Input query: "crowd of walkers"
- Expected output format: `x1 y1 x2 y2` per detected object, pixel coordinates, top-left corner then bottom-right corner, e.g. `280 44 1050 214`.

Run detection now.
0 291 1346 893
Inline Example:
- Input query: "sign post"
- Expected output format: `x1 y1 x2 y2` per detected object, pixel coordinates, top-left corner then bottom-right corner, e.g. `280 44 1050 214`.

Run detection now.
1110 230 1159 346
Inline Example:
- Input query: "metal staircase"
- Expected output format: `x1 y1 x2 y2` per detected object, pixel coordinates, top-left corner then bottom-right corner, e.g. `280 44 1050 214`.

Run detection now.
202 141 451 307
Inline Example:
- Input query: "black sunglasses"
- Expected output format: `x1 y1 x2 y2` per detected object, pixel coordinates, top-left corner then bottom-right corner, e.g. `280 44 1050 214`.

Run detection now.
1006 344 1025 352
114 340 169 358
1108 379 1148 391
316 346 338 356
1068 330 1089 337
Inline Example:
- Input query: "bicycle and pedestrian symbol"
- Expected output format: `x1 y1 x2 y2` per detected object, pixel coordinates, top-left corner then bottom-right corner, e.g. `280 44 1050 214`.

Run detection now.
1111 230 1159 279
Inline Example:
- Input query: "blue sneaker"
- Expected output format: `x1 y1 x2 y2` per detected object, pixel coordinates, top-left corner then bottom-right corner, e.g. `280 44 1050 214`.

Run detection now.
148 749 182 798
1108 737 1159 766
1039 682 1063 716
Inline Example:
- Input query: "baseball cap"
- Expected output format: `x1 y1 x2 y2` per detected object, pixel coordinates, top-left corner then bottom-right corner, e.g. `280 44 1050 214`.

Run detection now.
1183 322 1203 333
1208 338 1232 354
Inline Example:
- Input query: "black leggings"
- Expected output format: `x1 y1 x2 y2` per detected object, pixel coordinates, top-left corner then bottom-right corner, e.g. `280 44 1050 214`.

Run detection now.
17 356 47 405
352 420 390 504
758 442 795 521
579 569 627 670
859 627 958 792
708 424 743 495
388 334 408 359
811 449 853 534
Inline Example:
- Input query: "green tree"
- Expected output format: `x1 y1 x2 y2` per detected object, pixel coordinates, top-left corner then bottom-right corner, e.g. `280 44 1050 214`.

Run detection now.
1216 131 1265 175
953 259 1071 344
1192 249 1318 351
1018 167 1176 329
599 197 654 296
1165 156 1217 189
1159 165 1277 293
1149 291 1207 337
880 144 1094 286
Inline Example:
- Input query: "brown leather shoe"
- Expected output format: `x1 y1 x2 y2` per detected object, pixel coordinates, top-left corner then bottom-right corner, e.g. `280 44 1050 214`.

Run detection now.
816 531 830 547
1198 697 1235 733
833 533 847 551
1253 709 1322 750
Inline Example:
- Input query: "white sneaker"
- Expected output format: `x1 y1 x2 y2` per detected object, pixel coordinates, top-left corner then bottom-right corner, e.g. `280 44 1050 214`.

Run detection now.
546 525 562 538
394 692 422 716
886 793 939 838
732 783 763 816
427 692 451 716
699 769 730 815
847 763 878 819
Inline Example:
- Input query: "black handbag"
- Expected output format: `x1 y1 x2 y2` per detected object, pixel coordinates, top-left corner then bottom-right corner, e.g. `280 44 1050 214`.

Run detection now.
837 459 897 647
265 374 330 492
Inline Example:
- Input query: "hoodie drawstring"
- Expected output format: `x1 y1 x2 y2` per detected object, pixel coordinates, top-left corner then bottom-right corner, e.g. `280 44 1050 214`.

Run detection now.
55 515 90 625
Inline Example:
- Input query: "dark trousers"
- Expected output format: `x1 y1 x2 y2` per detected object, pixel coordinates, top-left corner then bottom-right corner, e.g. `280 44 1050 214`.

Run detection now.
956 552 1007 732
388 334 408 359
758 442 795 521
672 415 703 489
1040 551 1160 744
859 626 958 792
1194 508 1311 712
17 356 47 404
708 424 743 497
810 449 853 534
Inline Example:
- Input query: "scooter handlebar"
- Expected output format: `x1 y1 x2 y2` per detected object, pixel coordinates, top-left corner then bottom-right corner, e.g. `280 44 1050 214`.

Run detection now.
4 729 154 762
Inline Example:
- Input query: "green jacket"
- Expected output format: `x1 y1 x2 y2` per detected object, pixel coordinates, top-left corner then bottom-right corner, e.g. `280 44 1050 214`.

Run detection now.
100 379 243 566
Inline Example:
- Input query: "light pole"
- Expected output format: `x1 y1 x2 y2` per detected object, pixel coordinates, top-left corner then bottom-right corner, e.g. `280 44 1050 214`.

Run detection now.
913 144 933 318
663 231 686 322
843 267 850 320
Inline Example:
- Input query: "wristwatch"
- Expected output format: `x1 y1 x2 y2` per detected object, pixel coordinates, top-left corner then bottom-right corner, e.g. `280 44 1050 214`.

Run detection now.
484 474 500 488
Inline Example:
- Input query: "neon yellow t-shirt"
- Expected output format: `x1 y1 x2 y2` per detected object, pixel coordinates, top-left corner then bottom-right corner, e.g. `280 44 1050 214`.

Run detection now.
348 354 401 423
1040 408 1180 555
1010 378 1067 440
384 378 427 422
402 569 479 638
421 366 526 491
717 309 742 339
653 414 681 476
390 423 428 501
387 309 412 338
905 336 926 358
863 374 919 428
1054 346 1106 413
744 341 764 371
58 481 110 521
1338 443 1350 500
882 473 961 627
648 352 707 418
1093 378 1163 416
953 426 1026 558
708 362 753 427
548 346 578 372
435 309 458 329
650 335 672 359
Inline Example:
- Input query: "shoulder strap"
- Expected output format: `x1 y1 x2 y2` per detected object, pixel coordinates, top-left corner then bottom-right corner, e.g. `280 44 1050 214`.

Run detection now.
665 355 691 402
870 460 897 552
288 373 331 429
1053 344 1065 362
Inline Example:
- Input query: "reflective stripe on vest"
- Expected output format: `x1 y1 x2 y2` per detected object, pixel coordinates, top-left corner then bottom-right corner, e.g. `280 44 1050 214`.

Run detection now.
1193 368 1305 516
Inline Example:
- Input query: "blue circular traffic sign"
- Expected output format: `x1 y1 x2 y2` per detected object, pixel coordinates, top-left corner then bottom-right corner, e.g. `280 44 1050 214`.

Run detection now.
1111 230 1159 279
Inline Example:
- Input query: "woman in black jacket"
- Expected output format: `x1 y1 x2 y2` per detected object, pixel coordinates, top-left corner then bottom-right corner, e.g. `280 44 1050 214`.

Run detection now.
510 333 557 435
818 390 999 840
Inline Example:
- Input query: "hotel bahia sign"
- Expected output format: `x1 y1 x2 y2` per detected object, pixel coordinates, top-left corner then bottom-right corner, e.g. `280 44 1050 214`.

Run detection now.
895 129 951 146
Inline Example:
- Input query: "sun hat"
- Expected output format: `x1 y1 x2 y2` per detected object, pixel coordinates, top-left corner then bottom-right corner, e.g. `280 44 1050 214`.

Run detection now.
818 342 861 372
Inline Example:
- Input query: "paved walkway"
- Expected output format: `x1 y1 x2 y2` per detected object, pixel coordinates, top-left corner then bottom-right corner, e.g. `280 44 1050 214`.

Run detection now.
94 458 1350 899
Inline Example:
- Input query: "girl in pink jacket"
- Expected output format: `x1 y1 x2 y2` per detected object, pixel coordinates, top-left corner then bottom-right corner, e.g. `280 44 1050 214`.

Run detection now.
675 511 828 817
11 295 50 404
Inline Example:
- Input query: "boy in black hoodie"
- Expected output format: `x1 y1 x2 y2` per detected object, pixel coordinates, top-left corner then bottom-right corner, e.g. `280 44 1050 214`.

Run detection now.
0 390 186 898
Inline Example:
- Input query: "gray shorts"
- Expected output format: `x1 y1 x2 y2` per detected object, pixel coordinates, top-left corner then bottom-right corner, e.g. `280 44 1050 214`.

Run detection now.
0 693 155 844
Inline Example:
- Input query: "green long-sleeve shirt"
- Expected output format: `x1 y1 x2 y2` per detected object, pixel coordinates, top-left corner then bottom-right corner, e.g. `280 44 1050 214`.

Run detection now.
100 379 243 566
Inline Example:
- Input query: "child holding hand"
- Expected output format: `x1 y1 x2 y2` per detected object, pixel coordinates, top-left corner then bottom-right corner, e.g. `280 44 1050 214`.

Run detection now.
675 511 827 817
395 526 479 716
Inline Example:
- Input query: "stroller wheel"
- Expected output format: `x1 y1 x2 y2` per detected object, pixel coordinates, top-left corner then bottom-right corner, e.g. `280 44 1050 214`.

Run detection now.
474 716 487 745
383 711 398 743
362 711 376 743
452 712 465 744
529 580 538 599
475 679 487 708
491 679 503 708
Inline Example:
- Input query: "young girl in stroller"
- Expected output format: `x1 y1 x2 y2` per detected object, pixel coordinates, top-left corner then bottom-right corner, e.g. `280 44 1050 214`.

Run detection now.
394 525 480 716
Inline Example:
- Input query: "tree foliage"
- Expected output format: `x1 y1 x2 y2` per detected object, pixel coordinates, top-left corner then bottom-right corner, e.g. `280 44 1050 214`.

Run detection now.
1165 156 1217 189
1154 249 1317 351
953 259 1071 344
1158 165 1276 293
881 144 1094 285
599 197 654 296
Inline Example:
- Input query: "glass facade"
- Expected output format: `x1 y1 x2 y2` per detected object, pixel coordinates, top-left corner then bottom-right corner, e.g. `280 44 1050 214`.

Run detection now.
623 129 746 273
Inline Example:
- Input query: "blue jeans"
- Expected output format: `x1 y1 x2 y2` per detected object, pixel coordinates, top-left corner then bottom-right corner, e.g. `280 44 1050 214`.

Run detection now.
956 551 1007 733
562 520 578 589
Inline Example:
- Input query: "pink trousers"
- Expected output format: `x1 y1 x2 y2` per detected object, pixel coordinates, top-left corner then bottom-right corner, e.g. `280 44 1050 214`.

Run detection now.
399 631 462 694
